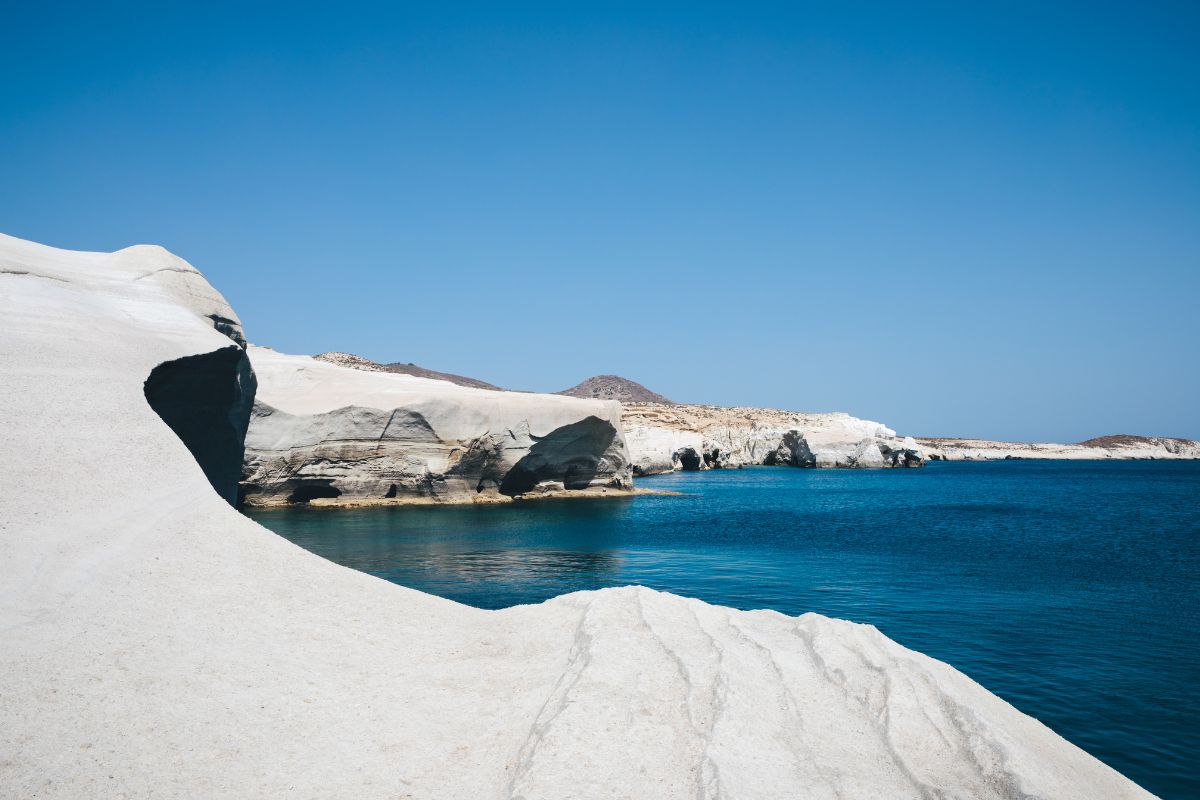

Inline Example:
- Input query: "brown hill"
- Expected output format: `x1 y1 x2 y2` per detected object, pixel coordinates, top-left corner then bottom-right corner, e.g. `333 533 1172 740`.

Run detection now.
558 375 673 405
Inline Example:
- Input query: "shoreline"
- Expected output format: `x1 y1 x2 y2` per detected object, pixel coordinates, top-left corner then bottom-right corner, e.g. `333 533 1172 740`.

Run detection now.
241 485 685 510
240 458 1200 510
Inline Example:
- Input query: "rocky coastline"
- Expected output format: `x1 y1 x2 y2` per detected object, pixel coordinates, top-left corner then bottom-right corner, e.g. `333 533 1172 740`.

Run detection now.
240 346 632 507
243 352 935 509
0 233 1161 797
239 350 1200 507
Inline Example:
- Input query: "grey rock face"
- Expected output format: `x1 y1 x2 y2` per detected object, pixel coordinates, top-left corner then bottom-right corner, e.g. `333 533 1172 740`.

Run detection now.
240 347 632 505
624 405 927 474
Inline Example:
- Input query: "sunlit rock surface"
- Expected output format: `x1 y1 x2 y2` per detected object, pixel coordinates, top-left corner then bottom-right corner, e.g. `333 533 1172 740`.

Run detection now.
624 403 926 475
919 435 1200 461
241 347 632 505
0 233 1153 799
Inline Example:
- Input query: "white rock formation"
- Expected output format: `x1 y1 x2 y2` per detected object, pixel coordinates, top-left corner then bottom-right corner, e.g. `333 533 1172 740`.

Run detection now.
0 233 1154 799
919 436 1200 461
624 403 927 475
623 419 707 474
242 347 632 505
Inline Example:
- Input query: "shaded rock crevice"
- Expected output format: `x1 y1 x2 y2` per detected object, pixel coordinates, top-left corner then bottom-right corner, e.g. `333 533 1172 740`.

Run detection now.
143 345 257 506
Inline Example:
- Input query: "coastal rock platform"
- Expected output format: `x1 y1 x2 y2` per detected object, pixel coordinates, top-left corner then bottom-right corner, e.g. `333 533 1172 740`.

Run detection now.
241 347 632 506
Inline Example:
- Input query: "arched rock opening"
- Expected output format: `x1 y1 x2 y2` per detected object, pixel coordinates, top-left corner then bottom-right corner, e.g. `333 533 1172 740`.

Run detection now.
286 481 343 504
674 447 703 471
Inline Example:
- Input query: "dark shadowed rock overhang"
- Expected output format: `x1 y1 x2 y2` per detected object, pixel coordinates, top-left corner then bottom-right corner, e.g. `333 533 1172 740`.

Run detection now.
143 345 257 506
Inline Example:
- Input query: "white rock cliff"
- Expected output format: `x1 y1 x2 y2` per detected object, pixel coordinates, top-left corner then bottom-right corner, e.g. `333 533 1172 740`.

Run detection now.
0 233 1153 799
623 403 927 475
242 347 632 505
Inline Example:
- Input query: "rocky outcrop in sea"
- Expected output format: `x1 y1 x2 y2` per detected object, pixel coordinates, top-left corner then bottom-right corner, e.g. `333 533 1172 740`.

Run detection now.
623 402 927 475
241 347 633 506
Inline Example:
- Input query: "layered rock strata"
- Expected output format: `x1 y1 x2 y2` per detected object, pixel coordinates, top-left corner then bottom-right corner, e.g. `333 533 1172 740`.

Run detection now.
623 403 926 475
919 435 1200 461
1 233 1154 799
241 346 632 505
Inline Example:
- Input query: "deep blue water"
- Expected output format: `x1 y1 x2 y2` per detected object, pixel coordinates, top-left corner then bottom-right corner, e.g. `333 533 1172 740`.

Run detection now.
246 460 1200 799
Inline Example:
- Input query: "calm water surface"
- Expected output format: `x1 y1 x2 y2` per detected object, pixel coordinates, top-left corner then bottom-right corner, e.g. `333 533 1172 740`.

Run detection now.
246 460 1200 799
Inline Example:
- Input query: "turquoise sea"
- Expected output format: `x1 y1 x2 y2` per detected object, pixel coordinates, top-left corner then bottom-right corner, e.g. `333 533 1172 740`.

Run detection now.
246 460 1200 798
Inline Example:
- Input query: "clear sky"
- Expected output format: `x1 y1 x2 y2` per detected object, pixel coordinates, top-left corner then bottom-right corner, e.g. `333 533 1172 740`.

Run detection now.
3 1 1197 441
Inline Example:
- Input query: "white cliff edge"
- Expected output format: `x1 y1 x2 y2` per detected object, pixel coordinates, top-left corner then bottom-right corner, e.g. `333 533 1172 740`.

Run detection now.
624 403 926 475
0 233 1153 799
919 436 1200 461
242 347 632 506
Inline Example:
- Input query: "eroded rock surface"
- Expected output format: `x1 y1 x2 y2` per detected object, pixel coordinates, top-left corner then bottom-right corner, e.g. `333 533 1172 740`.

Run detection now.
241 346 632 505
0 232 1154 799
623 403 926 475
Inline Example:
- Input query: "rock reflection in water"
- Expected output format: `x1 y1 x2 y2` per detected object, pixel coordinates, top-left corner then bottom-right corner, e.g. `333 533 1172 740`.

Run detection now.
250 498 633 606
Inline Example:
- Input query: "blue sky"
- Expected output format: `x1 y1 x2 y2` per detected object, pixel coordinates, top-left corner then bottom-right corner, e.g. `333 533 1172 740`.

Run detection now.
3 1 1197 440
